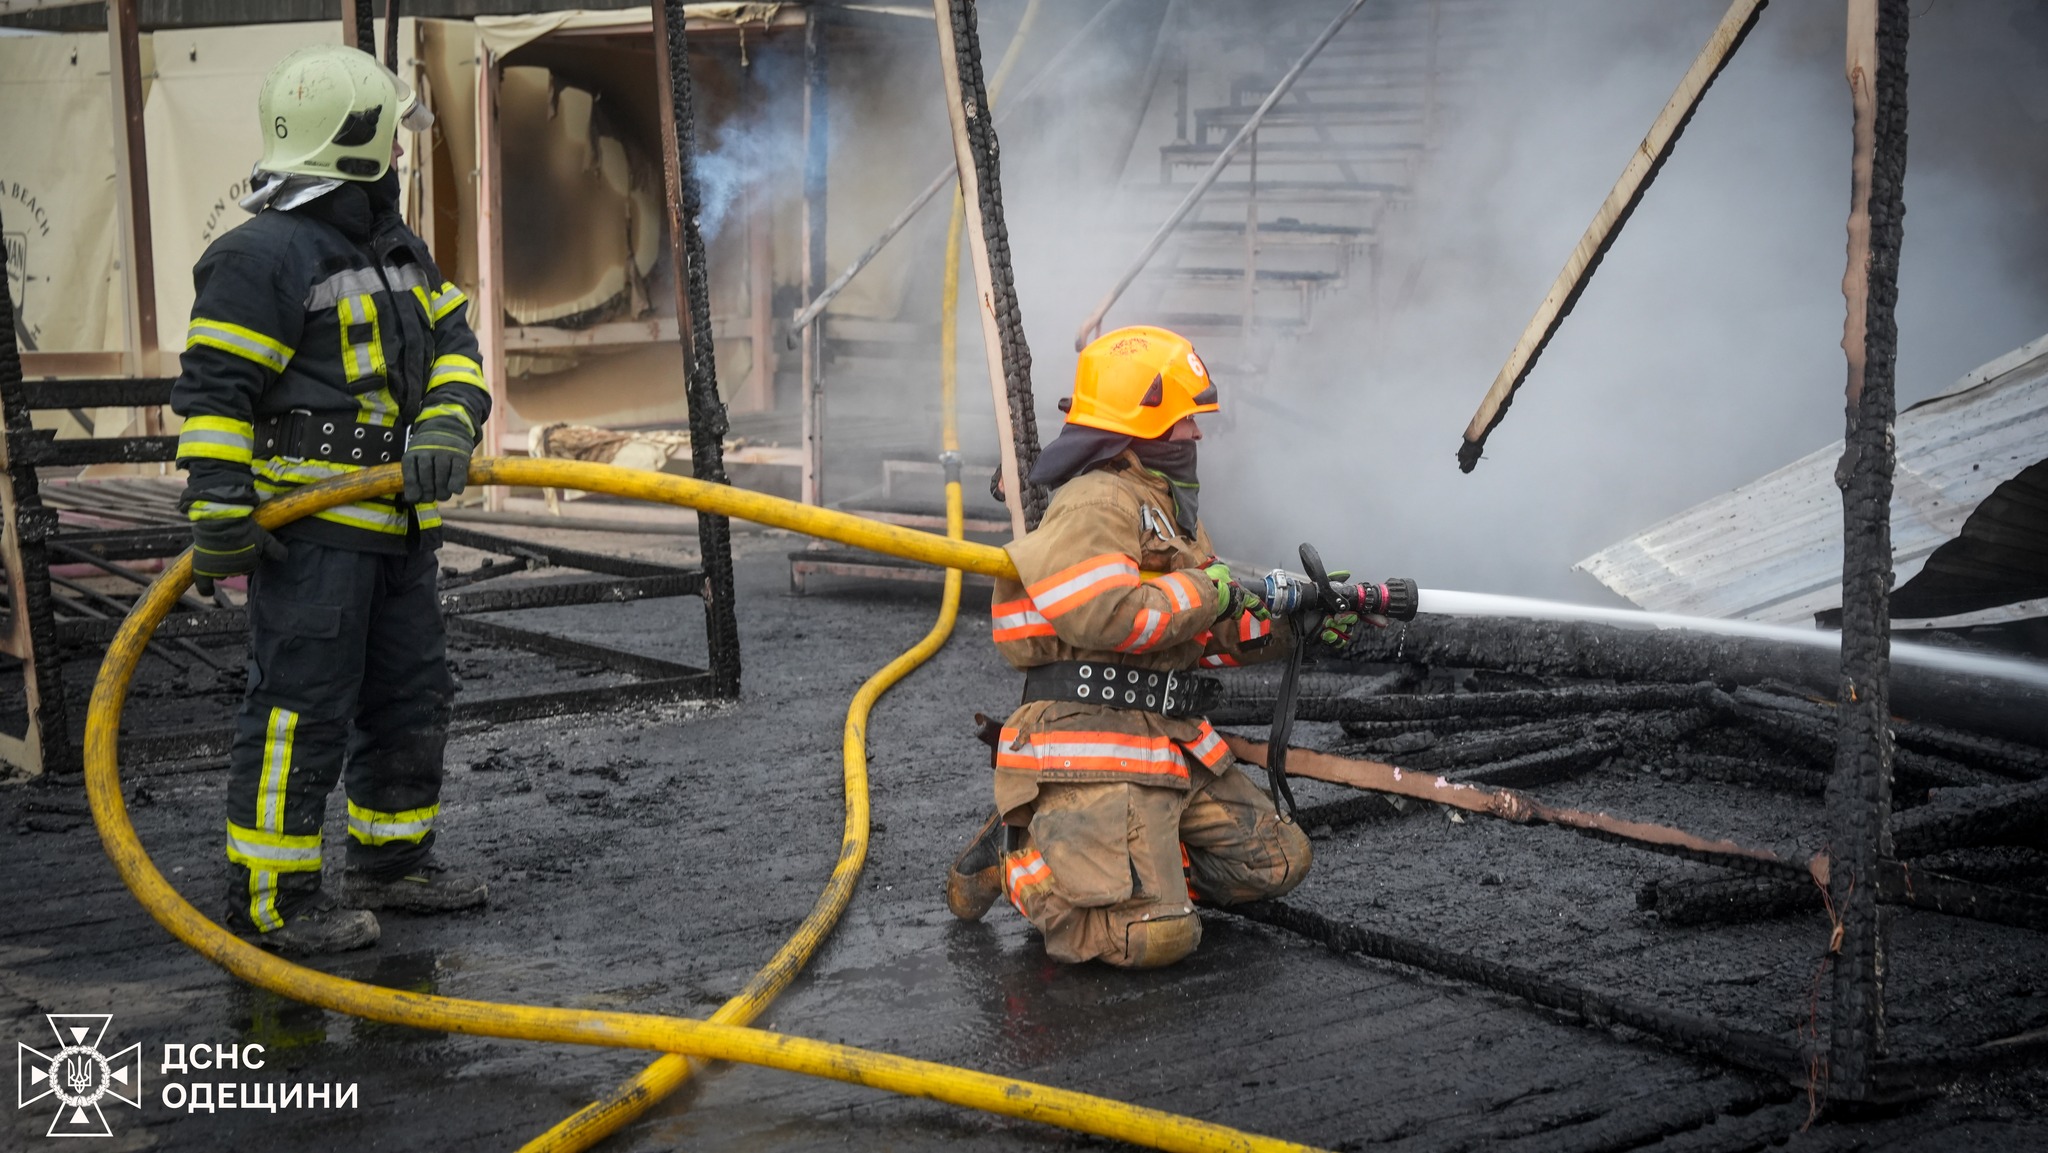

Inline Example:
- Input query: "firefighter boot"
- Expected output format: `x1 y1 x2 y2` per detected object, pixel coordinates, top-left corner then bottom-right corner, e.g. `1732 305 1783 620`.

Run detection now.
341 860 489 914
241 900 380 957
944 812 1005 922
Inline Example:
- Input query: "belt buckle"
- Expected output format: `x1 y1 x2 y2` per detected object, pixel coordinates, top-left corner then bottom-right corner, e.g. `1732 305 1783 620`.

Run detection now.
277 408 313 464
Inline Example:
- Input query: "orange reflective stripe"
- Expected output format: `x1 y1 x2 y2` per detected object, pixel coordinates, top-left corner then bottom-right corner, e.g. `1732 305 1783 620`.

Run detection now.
1116 608 1167 653
1185 722 1229 768
1153 571 1204 613
995 727 1191 780
1238 611 1273 644
1200 653 1241 668
1026 553 1140 619
1005 849 1052 909
991 596 1055 643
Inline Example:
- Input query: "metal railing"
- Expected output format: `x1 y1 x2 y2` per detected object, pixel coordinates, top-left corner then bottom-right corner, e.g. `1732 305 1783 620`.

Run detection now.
786 0 1136 344
1072 0 1372 351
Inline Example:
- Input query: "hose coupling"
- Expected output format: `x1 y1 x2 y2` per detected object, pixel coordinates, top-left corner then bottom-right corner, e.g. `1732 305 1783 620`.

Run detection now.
938 450 964 485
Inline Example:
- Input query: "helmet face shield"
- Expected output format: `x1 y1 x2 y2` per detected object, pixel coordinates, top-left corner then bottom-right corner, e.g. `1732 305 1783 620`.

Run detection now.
394 72 435 133
1065 327 1219 440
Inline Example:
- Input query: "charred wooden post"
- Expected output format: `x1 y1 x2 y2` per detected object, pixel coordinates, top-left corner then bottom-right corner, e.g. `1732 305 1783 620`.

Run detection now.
1827 0 1910 1102
653 0 741 697
381 0 401 70
933 0 1044 532
110 0 157 373
340 0 374 53
0 205 72 778
799 13 827 506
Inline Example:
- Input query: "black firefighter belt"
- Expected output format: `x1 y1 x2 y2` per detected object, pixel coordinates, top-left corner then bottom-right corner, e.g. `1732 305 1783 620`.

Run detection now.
255 409 404 466
1021 661 1220 720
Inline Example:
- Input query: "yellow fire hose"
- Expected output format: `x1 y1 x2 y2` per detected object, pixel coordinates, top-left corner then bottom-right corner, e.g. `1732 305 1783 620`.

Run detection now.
85 461 1324 1153
529 12 1043 1142
556 19 1023 1121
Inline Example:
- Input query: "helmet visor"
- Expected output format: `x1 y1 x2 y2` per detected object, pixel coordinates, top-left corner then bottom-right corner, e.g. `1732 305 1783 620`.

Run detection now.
391 71 435 133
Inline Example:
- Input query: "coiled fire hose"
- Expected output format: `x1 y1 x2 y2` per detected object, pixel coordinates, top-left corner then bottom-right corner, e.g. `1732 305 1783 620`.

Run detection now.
84 459 1325 1153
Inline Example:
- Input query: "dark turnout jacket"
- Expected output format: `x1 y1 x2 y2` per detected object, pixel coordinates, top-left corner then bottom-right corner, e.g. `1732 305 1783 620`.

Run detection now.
171 179 489 553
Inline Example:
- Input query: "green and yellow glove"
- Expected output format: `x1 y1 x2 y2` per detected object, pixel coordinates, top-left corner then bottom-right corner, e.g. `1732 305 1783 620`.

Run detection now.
187 501 288 596
1204 562 1270 624
402 409 476 504
1314 570 1387 653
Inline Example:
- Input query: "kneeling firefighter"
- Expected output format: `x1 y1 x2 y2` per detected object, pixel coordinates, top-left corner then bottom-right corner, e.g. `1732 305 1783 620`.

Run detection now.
171 45 491 955
947 326 1359 968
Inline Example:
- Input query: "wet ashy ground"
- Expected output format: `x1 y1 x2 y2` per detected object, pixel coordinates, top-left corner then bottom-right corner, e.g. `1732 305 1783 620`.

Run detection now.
4 528 2045 1152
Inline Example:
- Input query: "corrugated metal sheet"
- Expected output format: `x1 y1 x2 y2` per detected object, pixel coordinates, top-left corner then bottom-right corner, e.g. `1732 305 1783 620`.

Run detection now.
1576 331 2048 626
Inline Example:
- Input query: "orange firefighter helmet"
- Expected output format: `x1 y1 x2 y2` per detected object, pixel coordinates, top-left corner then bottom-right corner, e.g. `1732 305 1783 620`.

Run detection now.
1064 326 1218 441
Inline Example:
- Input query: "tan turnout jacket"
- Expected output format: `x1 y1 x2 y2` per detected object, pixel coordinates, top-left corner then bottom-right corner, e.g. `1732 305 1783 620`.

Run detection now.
990 451 1292 817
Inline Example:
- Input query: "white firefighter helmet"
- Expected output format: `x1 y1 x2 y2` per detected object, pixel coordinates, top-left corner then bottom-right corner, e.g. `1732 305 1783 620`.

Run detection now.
257 44 432 182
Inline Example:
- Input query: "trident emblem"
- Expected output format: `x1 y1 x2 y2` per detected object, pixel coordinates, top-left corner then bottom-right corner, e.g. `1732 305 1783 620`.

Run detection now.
17 1014 143 1138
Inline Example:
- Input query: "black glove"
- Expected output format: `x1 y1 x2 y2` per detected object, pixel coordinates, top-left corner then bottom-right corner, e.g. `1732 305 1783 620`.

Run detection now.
189 510 288 596
401 412 476 504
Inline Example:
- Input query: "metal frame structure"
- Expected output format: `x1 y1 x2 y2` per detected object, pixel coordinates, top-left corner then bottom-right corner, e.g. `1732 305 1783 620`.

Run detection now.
0 0 748 777
0 371 723 776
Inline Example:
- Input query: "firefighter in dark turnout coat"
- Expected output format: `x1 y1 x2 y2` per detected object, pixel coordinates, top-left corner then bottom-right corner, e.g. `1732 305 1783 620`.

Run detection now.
172 45 490 955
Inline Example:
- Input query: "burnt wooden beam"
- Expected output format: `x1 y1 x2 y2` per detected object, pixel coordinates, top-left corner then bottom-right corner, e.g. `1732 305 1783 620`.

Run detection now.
1457 0 1768 471
1827 0 1911 1100
1638 873 1817 927
1340 615 2048 748
1890 778 2048 858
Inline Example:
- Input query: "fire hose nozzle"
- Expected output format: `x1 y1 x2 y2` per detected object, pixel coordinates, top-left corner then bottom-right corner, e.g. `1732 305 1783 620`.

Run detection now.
1257 570 1419 620
1380 577 1419 621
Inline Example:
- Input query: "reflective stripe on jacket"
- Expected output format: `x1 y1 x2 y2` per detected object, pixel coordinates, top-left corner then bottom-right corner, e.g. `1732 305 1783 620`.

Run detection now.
990 451 1290 814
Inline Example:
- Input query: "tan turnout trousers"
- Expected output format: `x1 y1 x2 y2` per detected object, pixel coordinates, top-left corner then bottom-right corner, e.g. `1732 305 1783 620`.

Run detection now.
1002 763 1310 968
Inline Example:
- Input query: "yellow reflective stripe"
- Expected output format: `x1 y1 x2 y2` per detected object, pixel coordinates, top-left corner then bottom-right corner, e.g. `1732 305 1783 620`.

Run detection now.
417 403 475 436
254 482 413 536
414 501 442 530
357 386 399 428
254 458 355 485
346 800 439 845
187 500 252 521
188 318 293 372
253 463 419 535
257 708 297 833
428 283 468 323
226 820 322 872
428 353 483 391
338 294 387 382
249 870 282 932
177 414 257 464
310 502 410 535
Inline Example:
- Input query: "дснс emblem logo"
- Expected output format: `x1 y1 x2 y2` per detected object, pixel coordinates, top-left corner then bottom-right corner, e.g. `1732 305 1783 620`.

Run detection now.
17 1014 143 1138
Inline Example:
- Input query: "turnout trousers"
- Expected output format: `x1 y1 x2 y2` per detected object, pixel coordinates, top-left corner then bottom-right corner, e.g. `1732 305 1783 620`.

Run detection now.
1000 762 1311 968
223 539 455 932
